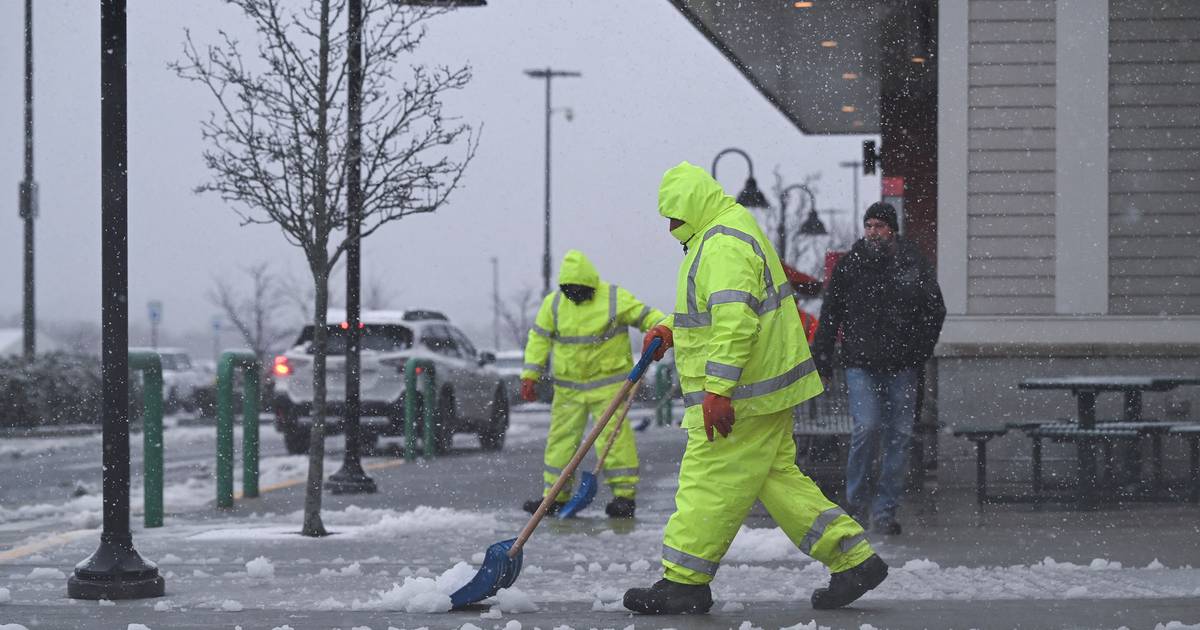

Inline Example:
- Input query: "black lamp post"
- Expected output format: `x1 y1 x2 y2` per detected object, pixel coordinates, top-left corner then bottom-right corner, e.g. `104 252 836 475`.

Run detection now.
711 147 769 210
68 0 164 600
778 183 822 261
20 0 36 359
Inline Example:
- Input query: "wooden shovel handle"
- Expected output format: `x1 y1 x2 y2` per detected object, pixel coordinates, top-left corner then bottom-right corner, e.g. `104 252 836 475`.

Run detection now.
509 377 636 557
593 378 643 475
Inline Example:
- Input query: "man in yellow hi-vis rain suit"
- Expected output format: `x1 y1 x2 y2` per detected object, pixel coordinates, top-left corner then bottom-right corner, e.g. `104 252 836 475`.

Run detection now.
623 162 888 614
521 249 666 518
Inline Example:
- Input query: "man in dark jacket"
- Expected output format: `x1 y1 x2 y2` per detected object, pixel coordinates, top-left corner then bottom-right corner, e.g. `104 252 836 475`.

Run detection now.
812 202 946 535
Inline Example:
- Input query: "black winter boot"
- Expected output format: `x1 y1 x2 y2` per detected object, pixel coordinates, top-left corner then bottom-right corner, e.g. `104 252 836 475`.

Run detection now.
605 496 636 518
522 498 565 515
623 578 713 614
811 554 889 610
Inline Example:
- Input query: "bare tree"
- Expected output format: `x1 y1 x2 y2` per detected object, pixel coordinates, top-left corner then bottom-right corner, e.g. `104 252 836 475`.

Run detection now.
174 0 477 536
499 286 541 350
363 271 397 310
208 262 294 364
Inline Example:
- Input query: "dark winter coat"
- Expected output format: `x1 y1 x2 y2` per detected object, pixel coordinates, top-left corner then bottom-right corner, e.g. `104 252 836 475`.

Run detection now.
812 238 946 377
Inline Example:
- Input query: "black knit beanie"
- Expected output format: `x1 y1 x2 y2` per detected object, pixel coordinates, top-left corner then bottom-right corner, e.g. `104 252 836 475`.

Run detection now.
863 202 898 232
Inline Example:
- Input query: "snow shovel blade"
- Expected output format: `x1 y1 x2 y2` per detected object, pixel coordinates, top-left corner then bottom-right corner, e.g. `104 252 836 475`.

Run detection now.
449 537 523 609
557 471 598 519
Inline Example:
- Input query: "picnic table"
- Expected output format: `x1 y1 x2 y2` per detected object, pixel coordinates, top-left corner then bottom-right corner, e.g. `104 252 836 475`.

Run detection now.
956 375 1200 511
1017 376 1200 508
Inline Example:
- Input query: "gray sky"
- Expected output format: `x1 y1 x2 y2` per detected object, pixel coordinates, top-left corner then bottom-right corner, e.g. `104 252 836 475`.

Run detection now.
0 0 876 354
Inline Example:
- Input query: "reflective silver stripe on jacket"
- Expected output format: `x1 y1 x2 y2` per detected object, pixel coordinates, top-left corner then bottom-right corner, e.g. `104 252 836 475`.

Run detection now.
531 323 553 338
523 362 544 374
681 358 818 407
799 507 847 554
549 285 625 344
676 225 793 328
839 532 869 553
602 467 639 479
662 544 719 577
636 304 652 327
551 292 562 332
554 372 627 391
543 464 563 477
705 361 743 382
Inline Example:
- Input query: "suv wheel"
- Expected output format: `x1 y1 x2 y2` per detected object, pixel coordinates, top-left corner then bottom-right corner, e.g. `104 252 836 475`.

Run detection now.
278 404 311 455
479 387 508 452
433 391 457 455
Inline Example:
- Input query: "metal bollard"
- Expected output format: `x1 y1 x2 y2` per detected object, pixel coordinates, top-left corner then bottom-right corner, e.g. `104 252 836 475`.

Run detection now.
128 351 164 527
216 351 261 508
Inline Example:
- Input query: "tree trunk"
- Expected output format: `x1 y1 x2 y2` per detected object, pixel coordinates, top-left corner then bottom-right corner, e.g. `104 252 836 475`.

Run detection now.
301 260 330 537
300 0 334 538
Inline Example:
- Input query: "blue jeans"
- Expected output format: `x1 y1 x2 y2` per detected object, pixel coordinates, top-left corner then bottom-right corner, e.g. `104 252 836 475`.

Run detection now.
844 367 918 523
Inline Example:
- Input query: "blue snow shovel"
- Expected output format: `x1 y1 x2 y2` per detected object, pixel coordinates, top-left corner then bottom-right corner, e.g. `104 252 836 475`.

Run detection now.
557 378 644 519
449 338 662 609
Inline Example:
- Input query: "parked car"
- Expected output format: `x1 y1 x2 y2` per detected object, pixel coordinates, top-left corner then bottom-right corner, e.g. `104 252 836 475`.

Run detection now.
129 347 210 413
272 309 509 455
493 348 553 404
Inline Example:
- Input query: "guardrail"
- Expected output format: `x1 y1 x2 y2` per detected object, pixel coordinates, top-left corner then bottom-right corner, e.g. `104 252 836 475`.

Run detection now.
403 358 438 460
128 351 164 527
216 351 261 509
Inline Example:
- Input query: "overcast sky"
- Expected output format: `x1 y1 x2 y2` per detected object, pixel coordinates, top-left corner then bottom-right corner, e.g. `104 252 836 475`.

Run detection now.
0 0 876 355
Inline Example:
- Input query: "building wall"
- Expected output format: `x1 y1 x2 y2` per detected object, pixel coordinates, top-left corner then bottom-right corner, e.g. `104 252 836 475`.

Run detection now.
965 0 1057 315
936 0 1200 488
1108 2 1200 316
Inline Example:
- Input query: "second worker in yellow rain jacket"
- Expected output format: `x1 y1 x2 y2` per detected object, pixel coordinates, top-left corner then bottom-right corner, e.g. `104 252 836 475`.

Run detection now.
623 161 889 615
521 249 666 518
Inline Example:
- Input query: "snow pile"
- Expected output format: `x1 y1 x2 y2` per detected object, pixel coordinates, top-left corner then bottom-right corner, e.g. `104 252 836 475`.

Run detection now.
128 624 152 630
153 600 173 611
245 556 275 579
899 558 940 572
493 586 539 613
629 559 651 572
780 623 827 630
1089 558 1123 571
353 561 476 613
158 554 182 564
27 567 66 580
307 505 499 538
722 601 746 612
219 599 243 612
725 526 801 562
319 562 362 577
1146 559 1166 570
1155 624 1200 630
0 625 30 630
0 587 10 604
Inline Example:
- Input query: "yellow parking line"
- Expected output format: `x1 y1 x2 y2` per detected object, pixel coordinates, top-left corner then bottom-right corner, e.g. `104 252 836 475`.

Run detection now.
0 529 94 562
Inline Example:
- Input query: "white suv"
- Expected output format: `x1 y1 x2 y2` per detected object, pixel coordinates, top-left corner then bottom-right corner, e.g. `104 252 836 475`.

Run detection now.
271 309 509 455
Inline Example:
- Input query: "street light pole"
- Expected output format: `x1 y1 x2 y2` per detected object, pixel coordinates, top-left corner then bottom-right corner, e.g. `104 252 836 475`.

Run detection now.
69 0 164 600
839 160 862 238
491 256 499 350
20 0 36 359
525 68 580 296
328 0 376 495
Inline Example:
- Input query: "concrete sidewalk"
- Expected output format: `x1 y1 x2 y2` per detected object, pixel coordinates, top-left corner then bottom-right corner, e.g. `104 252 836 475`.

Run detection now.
2 408 1199 630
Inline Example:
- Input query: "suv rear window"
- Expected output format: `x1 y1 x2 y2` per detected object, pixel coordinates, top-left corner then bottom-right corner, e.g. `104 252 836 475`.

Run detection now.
295 324 414 354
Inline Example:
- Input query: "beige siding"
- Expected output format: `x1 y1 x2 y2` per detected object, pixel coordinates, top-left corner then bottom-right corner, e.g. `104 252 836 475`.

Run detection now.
967 0 1056 315
1108 1 1200 315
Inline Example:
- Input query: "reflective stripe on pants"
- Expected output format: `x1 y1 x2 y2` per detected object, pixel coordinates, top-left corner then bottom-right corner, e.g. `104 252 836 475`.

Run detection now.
661 408 874 585
542 382 640 501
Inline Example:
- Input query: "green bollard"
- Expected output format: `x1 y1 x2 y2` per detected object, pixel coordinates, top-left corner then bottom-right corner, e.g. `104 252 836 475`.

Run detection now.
129 351 164 528
403 359 437 461
655 364 674 427
216 351 261 509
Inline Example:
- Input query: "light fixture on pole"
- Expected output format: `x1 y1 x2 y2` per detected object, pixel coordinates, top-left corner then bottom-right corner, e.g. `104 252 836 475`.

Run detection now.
711 148 769 209
525 68 580 296
779 184 824 261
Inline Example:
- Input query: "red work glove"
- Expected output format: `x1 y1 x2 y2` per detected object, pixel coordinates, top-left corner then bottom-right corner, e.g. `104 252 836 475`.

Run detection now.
641 325 673 361
702 393 735 442
520 379 538 402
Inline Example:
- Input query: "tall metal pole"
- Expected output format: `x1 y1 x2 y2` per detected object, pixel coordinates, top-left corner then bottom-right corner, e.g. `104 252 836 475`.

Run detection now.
491 256 499 350
328 0 375 495
776 204 787 263
20 0 36 359
69 0 163 600
524 68 579 296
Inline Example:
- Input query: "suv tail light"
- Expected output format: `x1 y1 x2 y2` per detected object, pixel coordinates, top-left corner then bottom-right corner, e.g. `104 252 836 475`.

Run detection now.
273 355 292 377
